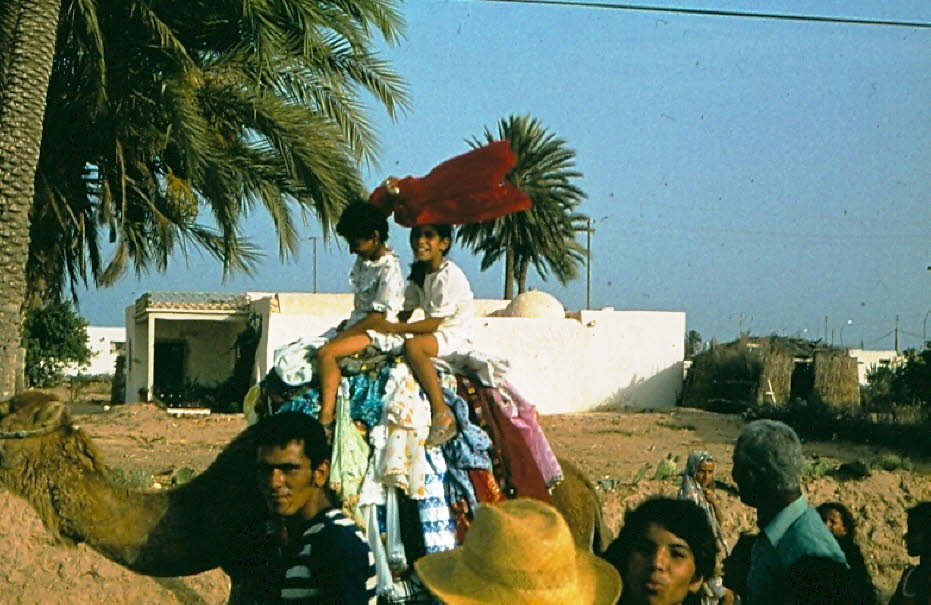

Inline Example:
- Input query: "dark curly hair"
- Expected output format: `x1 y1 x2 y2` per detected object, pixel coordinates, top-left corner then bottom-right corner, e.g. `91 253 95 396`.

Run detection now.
601 497 718 598
336 202 390 243
253 411 329 469
817 501 857 540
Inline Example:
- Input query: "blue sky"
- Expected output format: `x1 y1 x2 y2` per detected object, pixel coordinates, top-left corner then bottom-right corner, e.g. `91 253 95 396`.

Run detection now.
77 1 931 351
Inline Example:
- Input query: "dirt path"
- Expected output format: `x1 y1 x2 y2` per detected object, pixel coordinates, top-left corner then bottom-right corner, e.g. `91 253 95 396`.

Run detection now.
0 403 927 603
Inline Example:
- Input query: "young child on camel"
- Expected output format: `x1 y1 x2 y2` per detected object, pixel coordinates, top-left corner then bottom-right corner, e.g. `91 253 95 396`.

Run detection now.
373 223 474 447
363 140 533 447
314 202 405 431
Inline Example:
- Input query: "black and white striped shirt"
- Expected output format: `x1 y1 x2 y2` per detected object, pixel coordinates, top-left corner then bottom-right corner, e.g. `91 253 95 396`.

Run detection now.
275 508 377 604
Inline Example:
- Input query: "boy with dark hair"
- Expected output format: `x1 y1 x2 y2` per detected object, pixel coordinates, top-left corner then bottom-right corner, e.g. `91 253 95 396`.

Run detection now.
255 412 376 603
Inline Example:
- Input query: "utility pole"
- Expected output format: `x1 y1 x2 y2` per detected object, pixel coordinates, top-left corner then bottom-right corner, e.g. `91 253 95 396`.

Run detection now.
823 316 828 342
585 217 592 310
894 314 899 352
308 236 319 293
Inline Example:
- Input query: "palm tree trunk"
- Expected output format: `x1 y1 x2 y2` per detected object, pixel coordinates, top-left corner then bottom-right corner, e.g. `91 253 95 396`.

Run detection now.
0 0 61 398
517 257 530 294
503 247 515 299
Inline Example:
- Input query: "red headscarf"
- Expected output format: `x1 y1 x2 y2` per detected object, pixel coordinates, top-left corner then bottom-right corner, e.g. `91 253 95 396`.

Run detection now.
368 140 532 227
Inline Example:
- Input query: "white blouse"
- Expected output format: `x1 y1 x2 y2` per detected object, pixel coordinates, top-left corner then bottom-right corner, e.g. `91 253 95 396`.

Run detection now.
403 259 475 338
344 248 405 330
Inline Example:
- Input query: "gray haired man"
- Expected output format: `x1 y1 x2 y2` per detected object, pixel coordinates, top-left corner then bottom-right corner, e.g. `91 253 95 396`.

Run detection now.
731 420 853 604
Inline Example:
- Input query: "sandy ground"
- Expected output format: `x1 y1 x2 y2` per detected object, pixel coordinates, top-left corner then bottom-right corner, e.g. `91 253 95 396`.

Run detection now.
1 402 928 604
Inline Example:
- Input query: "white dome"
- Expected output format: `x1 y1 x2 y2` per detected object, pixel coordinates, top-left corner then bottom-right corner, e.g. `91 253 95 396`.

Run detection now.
503 291 565 319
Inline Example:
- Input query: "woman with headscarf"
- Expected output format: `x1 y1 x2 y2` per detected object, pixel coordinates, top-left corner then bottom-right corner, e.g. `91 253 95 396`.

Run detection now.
678 451 734 605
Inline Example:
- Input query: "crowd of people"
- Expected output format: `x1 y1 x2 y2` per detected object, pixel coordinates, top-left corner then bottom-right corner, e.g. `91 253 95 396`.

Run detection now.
250 398 929 604
243 146 928 604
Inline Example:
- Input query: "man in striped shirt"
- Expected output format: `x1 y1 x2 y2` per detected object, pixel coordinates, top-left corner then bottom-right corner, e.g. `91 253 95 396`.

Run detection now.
255 412 377 604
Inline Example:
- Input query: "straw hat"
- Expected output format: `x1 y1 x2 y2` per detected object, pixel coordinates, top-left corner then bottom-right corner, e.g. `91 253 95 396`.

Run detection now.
414 499 621 605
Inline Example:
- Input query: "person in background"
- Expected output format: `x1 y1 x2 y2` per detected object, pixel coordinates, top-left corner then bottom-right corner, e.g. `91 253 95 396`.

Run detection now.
731 420 850 604
414 498 622 605
816 501 877 604
679 452 735 605
889 501 931 605
602 497 717 605
255 412 376 604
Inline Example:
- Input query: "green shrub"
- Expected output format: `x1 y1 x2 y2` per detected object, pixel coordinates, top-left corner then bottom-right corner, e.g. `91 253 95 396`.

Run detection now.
801 457 834 478
870 454 913 472
22 302 92 387
171 467 197 486
653 453 679 481
108 467 153 489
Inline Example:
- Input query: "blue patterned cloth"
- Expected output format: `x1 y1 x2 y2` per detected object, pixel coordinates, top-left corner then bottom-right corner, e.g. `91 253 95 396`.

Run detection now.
278 388 322 418
417 449 457 554
277 365 390 429
348 364 392 428
440 388 492 507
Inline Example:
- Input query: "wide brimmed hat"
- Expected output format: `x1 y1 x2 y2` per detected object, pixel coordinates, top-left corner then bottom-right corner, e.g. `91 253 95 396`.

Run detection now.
414 498 621 605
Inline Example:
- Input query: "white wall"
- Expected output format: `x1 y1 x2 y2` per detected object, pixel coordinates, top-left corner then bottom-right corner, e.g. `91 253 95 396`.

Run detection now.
847 349 903 385
62 326 126 377
253 293 685 413
474 309 685 412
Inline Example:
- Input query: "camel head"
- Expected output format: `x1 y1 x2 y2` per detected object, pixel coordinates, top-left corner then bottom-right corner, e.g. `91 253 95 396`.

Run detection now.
0 390 108 541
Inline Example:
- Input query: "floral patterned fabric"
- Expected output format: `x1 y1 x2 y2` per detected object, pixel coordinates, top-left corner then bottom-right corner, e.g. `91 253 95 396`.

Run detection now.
379 362 431 498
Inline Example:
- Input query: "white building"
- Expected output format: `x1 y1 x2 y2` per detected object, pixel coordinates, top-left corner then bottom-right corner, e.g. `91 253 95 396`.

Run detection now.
847 348 903 385
62 326 126 377
126 291 686 413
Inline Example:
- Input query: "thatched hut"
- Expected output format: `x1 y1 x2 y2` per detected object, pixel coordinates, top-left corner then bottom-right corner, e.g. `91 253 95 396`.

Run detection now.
682 336 860 411
812 349 861 407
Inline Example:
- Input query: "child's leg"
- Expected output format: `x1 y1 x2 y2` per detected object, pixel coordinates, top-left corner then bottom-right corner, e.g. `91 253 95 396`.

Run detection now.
316 333 371 426
404 334 456 446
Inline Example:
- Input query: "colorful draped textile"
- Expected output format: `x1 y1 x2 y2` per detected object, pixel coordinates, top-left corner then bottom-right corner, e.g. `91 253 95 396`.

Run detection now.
440 387 492 507
380 363 431 498
456 376 551 502
348 364 393 428
417 449 457 554
500 380 563 487
329 383 371 507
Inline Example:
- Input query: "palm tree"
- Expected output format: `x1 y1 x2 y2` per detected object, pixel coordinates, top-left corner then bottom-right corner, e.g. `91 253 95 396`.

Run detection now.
0 0 408 397
29 0 409 302
0 0 63 398
458 115 588 299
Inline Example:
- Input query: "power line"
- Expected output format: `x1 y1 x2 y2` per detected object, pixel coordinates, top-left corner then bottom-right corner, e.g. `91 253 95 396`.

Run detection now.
479 0 931 29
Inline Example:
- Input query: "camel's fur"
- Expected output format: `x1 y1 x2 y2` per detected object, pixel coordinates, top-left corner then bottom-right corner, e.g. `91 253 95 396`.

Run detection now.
0 391 606 601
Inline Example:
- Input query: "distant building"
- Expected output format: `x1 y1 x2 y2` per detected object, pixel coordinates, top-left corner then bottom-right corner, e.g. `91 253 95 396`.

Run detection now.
846 348 903 385
62 326 126 377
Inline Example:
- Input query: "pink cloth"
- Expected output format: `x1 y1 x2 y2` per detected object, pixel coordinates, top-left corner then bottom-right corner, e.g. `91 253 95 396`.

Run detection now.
500 380 563 487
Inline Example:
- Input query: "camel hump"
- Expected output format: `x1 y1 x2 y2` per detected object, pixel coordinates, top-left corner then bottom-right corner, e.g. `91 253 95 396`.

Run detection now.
0 390 69 432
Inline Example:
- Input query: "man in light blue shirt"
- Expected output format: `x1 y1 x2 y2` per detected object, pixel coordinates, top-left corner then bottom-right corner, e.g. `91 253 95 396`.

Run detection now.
732 420 853 604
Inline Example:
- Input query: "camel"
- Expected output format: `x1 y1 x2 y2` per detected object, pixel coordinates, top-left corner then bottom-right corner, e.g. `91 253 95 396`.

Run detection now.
0 390 607 603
